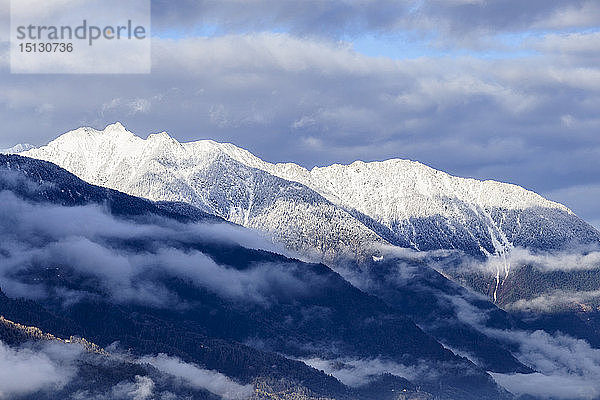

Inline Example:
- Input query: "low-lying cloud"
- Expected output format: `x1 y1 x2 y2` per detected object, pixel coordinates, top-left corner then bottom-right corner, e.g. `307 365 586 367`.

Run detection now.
490 372 599 400
451 245 600 312
301 356 441 387
467 246 600 275
0 337 252 400
139 353 253 400
0 340 78 399
448 293 600 399
489 329 600 399
72 376 157 400
505 289 600 313
0 190 315 307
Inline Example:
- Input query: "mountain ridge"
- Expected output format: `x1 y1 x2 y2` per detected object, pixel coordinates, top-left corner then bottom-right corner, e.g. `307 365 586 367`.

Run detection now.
0 143 35 154
22 123 598 263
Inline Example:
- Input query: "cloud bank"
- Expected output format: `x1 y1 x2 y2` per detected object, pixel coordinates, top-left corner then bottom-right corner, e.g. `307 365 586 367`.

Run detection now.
0 335 251 399
474 246 600 274
302 356 438 387
150 0 600 41
506 289 600 313
1 28 599 228
0 340 76 399
139 353 253 400
490 330 600 400
448 292 600 399
0 190 315 307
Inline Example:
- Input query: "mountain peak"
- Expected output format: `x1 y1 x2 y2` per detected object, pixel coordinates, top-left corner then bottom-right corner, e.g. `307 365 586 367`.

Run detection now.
146 130 177 143
23 125 572 221
0 143 35 154
99 122 135 138
105 121 126 131
52 123 133 143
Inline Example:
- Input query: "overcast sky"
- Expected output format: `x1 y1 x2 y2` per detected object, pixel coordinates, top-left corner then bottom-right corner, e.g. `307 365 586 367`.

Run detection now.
0 0 599 228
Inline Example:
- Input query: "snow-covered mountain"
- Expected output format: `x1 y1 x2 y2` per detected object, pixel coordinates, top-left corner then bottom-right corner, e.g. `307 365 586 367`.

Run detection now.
0 143 35 154
23 123 600 266
220 144 597 255
23 123 385 261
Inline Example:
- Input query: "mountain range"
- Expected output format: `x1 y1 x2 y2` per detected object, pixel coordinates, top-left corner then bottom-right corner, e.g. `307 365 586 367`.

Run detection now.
22 123 600 304
0 153 510 400
2 123 600 399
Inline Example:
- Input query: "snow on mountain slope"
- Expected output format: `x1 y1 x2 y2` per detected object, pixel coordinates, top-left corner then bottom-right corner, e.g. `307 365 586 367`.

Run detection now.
23 123 600 266
0 143 35 154
212 135 600 304
213 138 599 257
214 145 568 214
23 123 386 261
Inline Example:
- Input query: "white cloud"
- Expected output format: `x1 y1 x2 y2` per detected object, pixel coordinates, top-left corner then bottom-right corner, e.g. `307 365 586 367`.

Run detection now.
138 354 253 400
529 31 600 56
491 372 599 400
0 190 314 306
534 1 600 30
71 375 157 400
301 356 437 387
149 0 600 42
506 289 600 313
0 340 78 399
122 376 155 400
128 98 151 115
448 293 600 399
467 246 600 276
489 330 600 399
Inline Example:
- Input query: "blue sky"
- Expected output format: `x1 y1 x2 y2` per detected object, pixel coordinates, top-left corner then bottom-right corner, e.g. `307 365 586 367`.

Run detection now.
0 0 599 228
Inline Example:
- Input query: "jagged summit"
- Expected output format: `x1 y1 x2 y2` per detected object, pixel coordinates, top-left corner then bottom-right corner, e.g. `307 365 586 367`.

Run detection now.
51 122 135 144
23 123 599 262
38 123 569 214
0 143 36 154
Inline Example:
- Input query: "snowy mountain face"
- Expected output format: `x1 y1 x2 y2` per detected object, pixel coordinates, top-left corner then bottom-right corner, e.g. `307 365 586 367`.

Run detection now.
24 123 599 264
218 145 599 255
0 143 35 154
23 123 385 262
